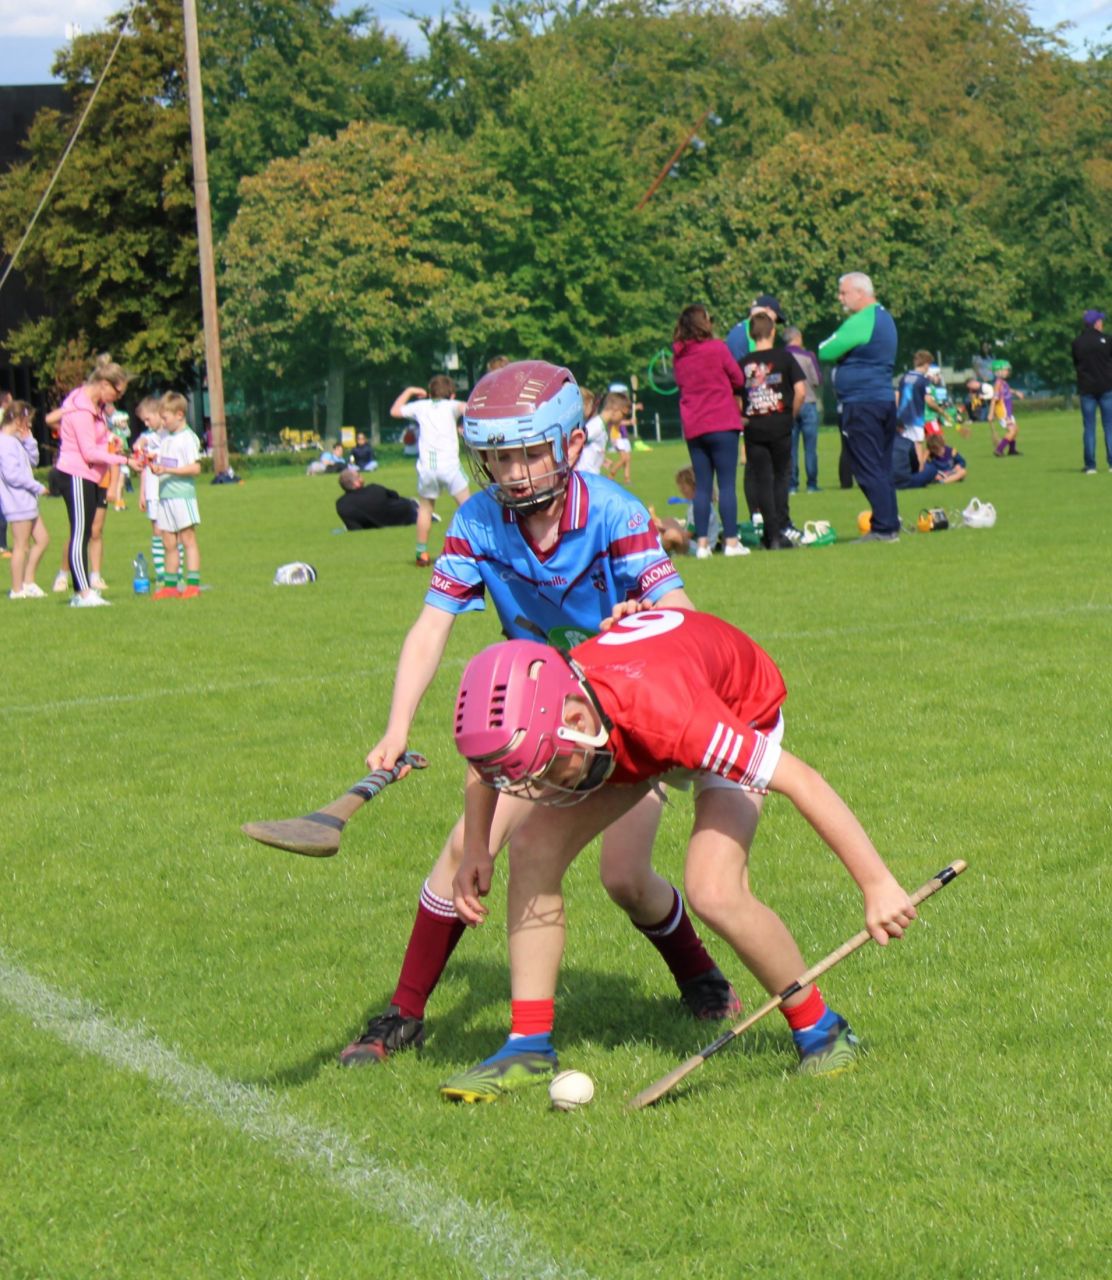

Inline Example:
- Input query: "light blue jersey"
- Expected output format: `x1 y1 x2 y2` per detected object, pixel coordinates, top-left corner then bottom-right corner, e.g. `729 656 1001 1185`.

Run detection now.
427 471 684 645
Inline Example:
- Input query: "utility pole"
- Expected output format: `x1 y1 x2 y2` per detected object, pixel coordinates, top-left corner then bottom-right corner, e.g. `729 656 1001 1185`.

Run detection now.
634 108 713 212
182 0 228 474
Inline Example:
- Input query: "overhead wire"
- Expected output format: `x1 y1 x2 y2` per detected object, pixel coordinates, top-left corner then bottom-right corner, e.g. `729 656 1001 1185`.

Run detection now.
0 6 136 299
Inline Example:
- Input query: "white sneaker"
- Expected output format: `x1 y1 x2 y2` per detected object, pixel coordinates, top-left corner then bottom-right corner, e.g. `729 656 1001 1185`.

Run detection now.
91 575 109 590
53 572 69 593
70 591 111 608
723 543 750 557
21 582 47 598
9 588 26 600
695 545 712 560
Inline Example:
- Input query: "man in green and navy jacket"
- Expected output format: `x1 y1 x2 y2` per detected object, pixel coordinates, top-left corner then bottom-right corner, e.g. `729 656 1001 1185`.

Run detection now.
818 273 901 540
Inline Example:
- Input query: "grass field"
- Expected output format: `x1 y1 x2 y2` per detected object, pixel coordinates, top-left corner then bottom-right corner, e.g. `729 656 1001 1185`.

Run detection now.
1 411 1108 1279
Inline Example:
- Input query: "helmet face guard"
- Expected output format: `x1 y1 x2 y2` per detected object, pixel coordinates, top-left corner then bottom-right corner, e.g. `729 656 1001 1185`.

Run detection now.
454 640 613 806
462 361 583 513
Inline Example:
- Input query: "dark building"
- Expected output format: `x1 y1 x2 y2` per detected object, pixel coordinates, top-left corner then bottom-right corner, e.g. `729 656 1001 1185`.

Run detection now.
0 84 70 405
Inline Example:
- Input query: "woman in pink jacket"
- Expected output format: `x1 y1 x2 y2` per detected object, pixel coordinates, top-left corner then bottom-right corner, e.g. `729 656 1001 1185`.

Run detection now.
672 305 748 559
55 354 130 607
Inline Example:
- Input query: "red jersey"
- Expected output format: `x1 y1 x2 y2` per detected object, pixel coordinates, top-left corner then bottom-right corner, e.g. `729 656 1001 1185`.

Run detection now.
571 610 787 790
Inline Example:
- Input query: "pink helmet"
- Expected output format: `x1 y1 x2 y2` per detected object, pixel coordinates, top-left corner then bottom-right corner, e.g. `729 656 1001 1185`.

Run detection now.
454 640 613 803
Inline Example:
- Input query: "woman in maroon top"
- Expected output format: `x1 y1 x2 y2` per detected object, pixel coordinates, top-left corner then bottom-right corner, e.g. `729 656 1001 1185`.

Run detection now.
671 305 748 559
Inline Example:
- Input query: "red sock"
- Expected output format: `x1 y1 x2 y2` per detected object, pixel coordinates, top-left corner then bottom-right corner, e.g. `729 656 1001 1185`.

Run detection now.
781 984 825 1030
390 881 465 1019
510 998 554 1037
634 887 716 985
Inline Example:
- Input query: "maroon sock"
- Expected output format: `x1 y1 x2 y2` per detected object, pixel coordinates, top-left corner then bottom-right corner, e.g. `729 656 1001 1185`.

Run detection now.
634 886 716 986
390 881 465 1019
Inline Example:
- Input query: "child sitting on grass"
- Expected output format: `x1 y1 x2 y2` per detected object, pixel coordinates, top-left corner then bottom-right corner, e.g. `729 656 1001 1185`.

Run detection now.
650 466 721 556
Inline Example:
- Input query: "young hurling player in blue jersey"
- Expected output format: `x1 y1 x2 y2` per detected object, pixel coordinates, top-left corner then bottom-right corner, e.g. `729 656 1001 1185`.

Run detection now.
340 361 739 1067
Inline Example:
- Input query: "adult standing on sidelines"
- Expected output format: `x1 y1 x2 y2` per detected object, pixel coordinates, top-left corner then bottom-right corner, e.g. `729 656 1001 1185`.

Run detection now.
671 304 749 559
783 325 823 493
725 294 785 363
55 354 130 606
818 273 900 542
1071 309 1112 475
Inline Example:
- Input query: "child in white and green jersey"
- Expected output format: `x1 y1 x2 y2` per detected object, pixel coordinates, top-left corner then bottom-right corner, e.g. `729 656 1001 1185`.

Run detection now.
150 391 203 599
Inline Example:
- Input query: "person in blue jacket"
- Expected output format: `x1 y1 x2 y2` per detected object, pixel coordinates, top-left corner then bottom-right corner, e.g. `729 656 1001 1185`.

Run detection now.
818 273 901 541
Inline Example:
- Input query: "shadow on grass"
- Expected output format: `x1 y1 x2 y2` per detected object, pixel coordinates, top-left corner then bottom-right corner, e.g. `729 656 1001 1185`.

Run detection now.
246 957 791 1090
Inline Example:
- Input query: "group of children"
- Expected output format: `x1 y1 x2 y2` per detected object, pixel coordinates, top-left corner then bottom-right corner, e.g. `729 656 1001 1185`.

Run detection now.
901 349 1023 460
1 378 204 605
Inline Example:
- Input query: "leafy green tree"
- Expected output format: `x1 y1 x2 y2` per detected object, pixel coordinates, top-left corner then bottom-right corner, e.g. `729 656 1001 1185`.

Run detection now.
219 121 523 431
0 0 198 388
672 126 1025 360
198 0 417 233
470 48 674 384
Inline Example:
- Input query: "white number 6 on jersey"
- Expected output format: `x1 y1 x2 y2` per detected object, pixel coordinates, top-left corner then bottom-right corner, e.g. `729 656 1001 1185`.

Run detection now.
597 609 685 646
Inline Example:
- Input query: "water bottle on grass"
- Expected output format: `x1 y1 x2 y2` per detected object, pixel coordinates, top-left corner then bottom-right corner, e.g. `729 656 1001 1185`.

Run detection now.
133 552 150 595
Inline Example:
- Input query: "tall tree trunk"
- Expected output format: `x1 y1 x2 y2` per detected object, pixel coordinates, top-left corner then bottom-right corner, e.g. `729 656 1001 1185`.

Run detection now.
326 353 345 437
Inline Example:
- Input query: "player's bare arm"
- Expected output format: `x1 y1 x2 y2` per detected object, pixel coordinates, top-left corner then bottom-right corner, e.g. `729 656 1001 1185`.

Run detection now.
389 387 427 417
366 604 456 771
769 750 916 945
454 768 498 926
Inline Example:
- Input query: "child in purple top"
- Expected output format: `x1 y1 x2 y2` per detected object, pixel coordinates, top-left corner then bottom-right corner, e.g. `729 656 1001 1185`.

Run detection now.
0 401 50 599
990 360 1024 457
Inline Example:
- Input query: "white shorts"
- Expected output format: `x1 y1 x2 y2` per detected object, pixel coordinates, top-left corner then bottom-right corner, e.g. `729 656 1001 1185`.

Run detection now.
158 497 200 533
903 425 925 443
145 502 162 530
662 712 785 796
613 438 632 454
416 459 468 500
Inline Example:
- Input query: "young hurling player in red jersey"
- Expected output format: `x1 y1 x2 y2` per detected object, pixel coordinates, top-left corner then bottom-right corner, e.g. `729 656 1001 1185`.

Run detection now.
441 608 917 1101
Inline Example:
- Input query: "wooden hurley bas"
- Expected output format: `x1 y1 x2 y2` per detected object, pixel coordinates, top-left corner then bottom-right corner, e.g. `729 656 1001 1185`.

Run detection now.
241 752 428 857
628 859 968 1110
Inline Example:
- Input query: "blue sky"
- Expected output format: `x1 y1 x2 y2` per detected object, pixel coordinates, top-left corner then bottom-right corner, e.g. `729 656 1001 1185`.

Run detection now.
0 1 1109 85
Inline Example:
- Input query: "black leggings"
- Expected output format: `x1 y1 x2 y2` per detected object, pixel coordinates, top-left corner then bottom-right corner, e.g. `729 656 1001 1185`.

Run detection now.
60 473 101 593
743 432 792 543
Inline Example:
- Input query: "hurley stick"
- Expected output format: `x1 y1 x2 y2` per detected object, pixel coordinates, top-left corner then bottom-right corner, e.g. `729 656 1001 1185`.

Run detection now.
628 860 967 1109
241 752 428 857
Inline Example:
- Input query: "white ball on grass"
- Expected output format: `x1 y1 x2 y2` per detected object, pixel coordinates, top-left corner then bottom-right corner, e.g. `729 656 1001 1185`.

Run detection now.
548 1069 595 1111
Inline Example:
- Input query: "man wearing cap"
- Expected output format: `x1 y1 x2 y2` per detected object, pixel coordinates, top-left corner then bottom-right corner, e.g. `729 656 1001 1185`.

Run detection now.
818 272 900 542
726 294 785 362
1071 309 1112 475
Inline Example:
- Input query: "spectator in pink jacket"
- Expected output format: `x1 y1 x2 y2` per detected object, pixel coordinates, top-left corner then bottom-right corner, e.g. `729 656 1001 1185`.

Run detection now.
672 305 748 559
55 353 130 607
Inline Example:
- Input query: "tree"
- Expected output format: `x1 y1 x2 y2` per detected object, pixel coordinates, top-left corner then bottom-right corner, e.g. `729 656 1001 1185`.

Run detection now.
470 47 675 384
0 0 198 388
671 126 1026 359
198 0 417 233
219 121 523 432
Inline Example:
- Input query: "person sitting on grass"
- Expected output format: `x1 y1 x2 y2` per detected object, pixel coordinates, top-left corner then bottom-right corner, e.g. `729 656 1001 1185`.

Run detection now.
349 432 378 472
892 428 967 489
335 468 419 530
441 607 917 1102
650 465 720 556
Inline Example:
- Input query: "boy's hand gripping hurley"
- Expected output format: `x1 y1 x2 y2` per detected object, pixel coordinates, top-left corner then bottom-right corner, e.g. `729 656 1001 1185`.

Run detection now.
628 860 968 1110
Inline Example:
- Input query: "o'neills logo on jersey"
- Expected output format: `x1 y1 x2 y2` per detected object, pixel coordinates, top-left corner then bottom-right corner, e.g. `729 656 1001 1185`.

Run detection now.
540 575 568 586
639 560 676 592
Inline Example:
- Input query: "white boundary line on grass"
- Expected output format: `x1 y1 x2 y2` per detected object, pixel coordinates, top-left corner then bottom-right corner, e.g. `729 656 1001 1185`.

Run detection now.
0 952 594 1280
